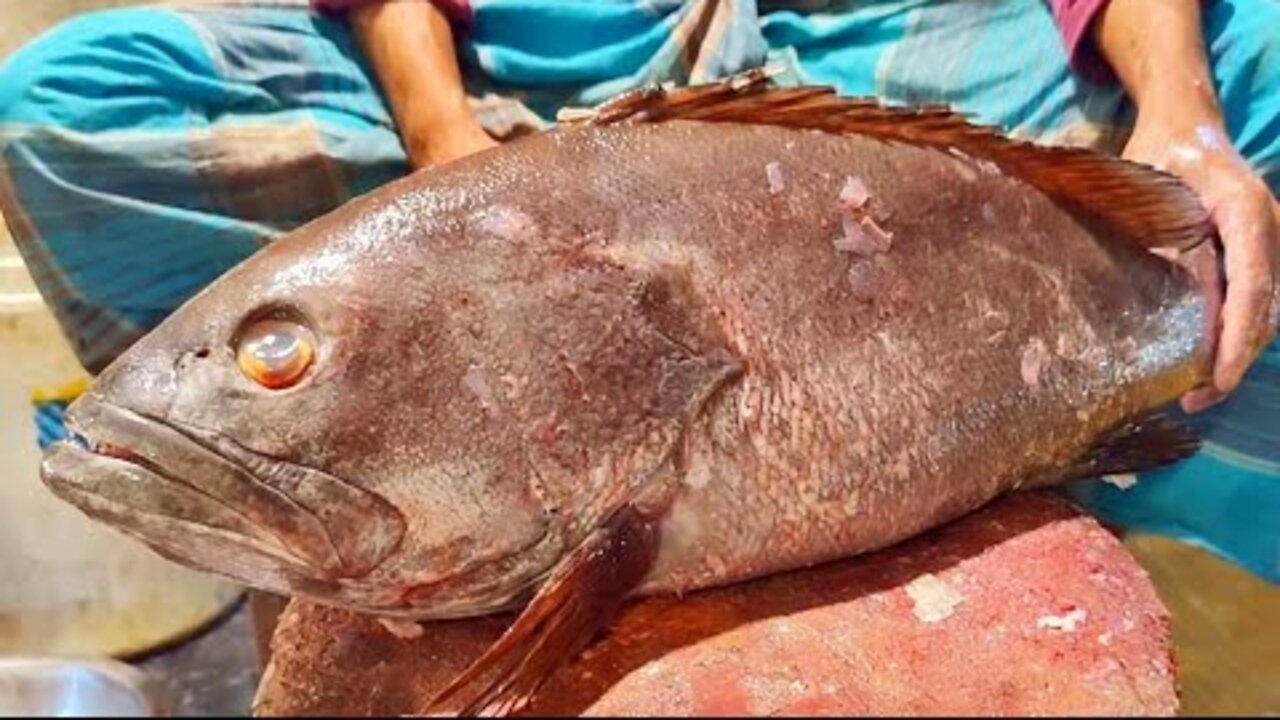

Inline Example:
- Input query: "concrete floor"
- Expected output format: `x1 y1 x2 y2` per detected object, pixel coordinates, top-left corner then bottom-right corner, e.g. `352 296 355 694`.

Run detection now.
136 600 260 717
1125 535 1279 716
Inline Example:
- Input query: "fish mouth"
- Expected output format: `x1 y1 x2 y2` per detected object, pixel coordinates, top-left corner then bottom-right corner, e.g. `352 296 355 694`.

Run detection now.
41 397 405 589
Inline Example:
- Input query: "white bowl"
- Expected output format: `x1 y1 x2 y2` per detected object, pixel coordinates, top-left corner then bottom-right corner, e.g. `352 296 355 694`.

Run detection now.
0 657 155 716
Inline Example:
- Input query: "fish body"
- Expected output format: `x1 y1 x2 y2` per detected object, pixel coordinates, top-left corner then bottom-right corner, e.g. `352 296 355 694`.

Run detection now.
40 77 1214 714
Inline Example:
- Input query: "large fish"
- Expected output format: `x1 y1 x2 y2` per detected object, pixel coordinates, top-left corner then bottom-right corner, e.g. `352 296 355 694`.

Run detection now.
41 73 1219 714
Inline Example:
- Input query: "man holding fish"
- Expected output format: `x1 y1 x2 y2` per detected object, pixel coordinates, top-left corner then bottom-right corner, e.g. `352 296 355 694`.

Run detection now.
2 0 1274 586
0 0 1276 714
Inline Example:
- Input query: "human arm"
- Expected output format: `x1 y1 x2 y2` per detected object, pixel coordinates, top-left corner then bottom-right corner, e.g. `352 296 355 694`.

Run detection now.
339 0 497 169
1090 0 1279 412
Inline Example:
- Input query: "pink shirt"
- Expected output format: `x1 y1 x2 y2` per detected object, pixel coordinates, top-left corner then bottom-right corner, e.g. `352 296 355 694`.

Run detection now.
313 0 1114 83
1049 0 1115 82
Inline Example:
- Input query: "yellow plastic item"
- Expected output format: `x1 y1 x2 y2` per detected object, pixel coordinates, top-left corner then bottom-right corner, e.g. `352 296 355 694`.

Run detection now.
30 376 90 405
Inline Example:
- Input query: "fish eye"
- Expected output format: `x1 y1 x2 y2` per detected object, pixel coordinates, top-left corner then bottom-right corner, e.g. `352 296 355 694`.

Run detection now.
235 318 316 389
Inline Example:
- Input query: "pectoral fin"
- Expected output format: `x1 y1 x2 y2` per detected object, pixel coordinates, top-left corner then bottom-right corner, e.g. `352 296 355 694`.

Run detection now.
424 501 663 717
1027 412 1201 488
1070 412 1201 479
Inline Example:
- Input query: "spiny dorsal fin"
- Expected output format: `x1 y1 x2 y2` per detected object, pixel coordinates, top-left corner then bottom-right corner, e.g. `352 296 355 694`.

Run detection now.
573 69 1213 251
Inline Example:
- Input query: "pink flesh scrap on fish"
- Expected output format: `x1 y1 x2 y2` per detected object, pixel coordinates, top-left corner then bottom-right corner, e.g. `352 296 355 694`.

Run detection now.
834 214 890 256
766 161 786 195
839 175 870 210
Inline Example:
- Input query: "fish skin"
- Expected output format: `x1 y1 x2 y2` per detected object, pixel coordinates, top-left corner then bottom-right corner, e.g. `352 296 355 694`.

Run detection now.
530 120 1211 594
42 107 1210 639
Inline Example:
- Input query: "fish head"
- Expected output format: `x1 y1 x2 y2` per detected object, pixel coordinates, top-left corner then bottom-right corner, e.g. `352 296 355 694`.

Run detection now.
39 177 560 618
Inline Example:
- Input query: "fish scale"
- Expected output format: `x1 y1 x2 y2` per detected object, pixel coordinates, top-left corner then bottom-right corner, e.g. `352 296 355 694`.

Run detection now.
556 119 1204 584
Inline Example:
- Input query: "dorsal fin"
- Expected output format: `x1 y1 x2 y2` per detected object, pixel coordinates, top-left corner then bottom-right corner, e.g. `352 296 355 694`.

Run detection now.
570 69 1213 250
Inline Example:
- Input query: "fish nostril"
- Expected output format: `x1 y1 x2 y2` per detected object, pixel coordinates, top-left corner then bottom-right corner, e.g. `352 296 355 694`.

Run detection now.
176 348 213 373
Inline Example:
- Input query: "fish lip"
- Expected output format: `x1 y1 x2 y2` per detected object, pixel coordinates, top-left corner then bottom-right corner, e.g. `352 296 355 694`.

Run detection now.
42 395 371 579
41 440 318 577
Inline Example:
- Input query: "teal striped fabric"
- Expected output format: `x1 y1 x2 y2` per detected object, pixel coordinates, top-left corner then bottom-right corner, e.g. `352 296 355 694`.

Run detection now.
2 0 1277 581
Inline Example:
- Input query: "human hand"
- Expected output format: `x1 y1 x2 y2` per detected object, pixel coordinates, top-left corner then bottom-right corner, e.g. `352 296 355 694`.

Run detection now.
405 116 498 170
1122 112 1280 413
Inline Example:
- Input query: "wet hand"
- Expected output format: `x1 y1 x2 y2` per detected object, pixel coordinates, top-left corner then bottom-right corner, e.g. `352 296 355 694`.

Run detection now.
409 118 499 170
1122 114 1280 413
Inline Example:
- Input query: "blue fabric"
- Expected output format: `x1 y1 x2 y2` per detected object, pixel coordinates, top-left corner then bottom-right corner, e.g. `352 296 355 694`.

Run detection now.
763 1 1129 141
0 0 1276 582
34 400 72 451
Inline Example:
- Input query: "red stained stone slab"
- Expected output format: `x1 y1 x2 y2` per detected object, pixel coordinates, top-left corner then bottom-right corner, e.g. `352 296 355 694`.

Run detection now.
253 492 1177 717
